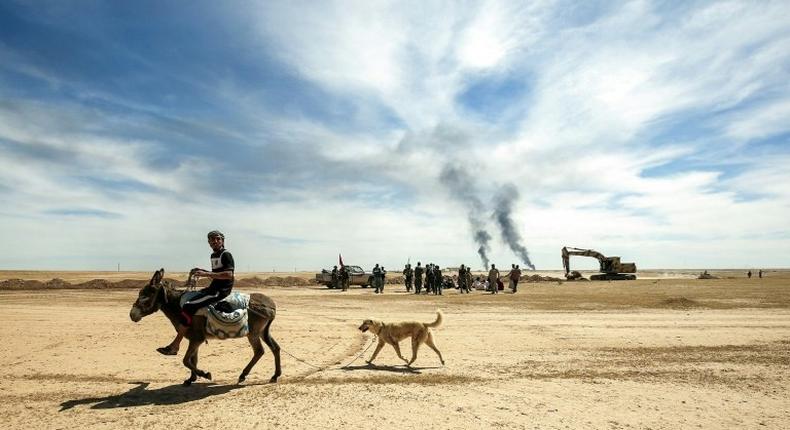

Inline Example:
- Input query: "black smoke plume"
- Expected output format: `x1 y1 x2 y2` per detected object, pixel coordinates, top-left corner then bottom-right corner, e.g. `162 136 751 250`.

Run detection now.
493 184 536 270
439 165 491 269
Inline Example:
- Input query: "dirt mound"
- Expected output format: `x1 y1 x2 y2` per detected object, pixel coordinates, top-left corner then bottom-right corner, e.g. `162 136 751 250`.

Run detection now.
697 273 718 279
658 297 704 309
522 274 565 282
237 276 311 287
1 275 315 290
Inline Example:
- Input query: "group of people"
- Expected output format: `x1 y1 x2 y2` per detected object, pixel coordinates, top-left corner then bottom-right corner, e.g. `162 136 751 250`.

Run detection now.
402 262 450 295
401 262 525 295
329 265 350 291
746 270 764 278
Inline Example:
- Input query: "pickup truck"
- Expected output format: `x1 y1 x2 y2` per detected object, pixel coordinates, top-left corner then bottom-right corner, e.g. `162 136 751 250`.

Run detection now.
315 265 374 288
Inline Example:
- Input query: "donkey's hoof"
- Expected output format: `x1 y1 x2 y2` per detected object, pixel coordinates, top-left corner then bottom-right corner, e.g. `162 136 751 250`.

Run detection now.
183 379 193 387
238 375 246 384
204 372 212 381
269 376 278 383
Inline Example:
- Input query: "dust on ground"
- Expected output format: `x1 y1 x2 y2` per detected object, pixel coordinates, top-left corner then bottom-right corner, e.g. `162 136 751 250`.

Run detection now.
1 271 788 429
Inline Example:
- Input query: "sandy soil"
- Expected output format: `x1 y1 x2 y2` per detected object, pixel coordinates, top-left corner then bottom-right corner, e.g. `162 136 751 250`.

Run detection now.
1 272 788 429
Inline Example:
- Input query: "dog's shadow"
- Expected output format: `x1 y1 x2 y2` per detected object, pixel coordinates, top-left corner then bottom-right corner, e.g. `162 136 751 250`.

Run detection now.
341 363 443 374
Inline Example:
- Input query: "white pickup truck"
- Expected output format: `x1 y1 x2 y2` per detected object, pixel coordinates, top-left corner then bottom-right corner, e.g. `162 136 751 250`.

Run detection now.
315 265 374 288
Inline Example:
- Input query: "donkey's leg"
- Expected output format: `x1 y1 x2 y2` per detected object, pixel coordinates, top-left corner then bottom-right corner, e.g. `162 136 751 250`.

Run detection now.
261 318 281 383
182 341 198 386
181 339 211 386
238 331 265 384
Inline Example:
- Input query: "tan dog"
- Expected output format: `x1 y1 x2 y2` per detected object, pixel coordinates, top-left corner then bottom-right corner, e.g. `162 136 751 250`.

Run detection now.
358 310 444 366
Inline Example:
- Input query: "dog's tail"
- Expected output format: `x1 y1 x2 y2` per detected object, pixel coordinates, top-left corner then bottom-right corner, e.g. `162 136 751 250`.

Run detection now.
425 309 443 328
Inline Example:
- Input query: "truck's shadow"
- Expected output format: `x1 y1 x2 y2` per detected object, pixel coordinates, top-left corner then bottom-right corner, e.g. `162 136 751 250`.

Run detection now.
59 381 245 411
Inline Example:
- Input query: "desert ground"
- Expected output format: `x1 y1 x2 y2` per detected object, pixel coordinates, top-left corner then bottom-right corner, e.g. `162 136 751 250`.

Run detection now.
1 270 788 429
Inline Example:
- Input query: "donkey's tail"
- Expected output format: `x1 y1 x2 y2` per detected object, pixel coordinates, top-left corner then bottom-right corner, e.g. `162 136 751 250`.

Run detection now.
425 309 443 328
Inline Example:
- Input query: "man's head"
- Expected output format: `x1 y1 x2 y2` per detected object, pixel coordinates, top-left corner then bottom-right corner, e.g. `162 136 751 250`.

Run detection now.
491 264 496 269
207 230 225 251
333 265 337 269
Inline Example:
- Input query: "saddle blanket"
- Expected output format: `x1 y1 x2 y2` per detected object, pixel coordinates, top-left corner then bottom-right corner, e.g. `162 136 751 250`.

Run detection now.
180 291 251 339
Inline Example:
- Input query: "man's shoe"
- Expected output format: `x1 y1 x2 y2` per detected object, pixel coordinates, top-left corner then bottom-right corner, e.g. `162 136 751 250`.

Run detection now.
157 346 178 356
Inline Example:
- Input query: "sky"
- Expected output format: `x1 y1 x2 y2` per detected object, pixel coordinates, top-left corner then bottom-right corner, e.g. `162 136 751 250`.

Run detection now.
1 0 789 272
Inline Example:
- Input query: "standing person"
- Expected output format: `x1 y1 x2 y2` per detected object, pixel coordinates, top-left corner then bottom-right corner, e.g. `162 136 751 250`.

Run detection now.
157 230 234 356
759 269 763 278
511 264 522 293
466 267 474 293
372 264 383 294
458 264 467 293
403 263 414 292
380 266 387 293
425 263 434 295
507 264 516 291
434 265 442 295
331 265 339 289
488 264 500 295
414 262 424 294
747 270 752 278
339 265 349 291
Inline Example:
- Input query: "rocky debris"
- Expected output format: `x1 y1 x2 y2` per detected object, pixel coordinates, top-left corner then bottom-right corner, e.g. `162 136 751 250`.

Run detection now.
659 297 704 309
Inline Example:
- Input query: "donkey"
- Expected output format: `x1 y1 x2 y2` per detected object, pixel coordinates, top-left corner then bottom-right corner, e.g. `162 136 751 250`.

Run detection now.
129 269 281 386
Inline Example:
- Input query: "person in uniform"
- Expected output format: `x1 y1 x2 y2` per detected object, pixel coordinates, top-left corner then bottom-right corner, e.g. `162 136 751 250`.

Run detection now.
425 263 434 294
434 264 442 295
403 264 413 292
458 264 467 293
339 265 349 291
414 262 424 294
331 265 339 289
372 264 383 293
511 264 522 293
380 266 387 293
488 264 500 295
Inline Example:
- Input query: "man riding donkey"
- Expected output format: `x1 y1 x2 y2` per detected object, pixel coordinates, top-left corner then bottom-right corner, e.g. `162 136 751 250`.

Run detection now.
157 230 234 355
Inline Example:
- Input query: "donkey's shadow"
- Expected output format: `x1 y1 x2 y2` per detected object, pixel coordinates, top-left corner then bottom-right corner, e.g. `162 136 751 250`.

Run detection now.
59 381 244 411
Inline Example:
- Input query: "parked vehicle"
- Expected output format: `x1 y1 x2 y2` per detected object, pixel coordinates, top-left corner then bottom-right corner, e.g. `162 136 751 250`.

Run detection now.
315 265 374 288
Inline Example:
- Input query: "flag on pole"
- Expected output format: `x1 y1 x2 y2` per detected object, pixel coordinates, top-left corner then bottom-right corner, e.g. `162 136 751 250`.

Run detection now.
339 253 344 268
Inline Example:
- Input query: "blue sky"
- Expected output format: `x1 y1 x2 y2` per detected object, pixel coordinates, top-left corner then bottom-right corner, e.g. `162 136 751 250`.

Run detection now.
1 0 788 271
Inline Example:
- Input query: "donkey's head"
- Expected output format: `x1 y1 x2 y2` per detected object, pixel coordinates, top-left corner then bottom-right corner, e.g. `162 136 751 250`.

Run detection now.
129 268 166 322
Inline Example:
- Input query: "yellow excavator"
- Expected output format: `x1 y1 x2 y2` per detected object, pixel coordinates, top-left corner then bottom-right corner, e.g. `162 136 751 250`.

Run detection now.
561 246 637 280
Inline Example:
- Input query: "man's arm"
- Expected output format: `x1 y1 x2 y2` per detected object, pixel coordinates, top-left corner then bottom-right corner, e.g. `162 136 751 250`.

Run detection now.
195 269 234 280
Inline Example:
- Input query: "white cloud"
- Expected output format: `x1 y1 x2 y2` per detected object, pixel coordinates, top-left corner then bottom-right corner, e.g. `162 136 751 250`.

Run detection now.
2 1 790 270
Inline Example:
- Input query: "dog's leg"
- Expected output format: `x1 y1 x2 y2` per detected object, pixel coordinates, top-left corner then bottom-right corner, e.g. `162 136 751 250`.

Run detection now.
392 341 409 364
425 331 445 365
367 339 385 365
408 333 426 366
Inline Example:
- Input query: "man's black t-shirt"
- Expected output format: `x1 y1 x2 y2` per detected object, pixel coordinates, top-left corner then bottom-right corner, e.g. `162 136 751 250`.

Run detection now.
209 248 234 293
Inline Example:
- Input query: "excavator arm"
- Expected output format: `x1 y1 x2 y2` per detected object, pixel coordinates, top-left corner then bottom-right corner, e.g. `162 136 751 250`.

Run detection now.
562 246 606 275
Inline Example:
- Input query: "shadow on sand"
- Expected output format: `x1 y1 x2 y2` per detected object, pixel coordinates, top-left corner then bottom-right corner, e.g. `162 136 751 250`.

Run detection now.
341 363 443 374
59 381 246 411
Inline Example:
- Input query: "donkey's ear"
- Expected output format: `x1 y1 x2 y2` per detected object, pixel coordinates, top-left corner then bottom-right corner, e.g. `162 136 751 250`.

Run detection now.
150 269 163 285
